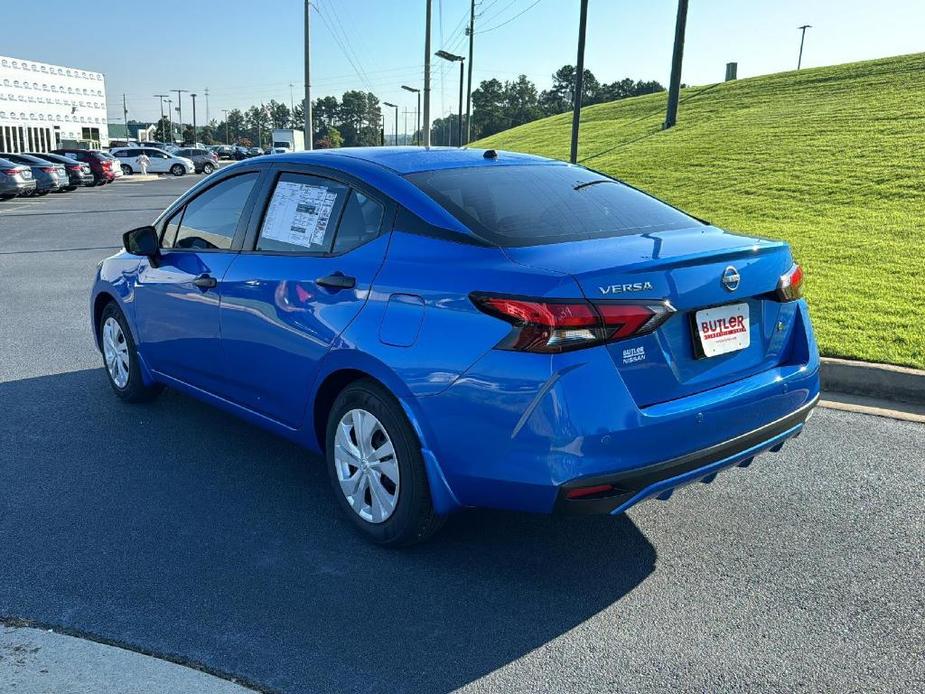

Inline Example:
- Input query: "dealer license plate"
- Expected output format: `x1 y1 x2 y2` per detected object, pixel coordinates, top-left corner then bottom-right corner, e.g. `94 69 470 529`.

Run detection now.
695 302 750 357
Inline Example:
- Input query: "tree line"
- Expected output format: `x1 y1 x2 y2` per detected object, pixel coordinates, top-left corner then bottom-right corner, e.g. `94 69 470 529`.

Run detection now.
148 64 663 148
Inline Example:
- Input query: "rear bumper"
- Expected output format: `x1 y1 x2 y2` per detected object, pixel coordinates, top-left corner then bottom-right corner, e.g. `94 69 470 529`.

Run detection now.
554 393 818 515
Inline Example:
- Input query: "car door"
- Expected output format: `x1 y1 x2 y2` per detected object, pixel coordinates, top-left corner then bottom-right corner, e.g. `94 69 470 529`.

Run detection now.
144 149 170 172
218 166 392 427
132 169 264 392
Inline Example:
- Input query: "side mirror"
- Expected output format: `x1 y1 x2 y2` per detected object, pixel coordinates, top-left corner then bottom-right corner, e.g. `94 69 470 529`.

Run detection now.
123 225 159 261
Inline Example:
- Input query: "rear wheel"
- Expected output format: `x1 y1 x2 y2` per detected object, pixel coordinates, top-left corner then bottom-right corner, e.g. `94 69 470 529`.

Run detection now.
202 162 215 175
170 164 185 176
121 164 133 175
326 379 444 546
99 302 163 403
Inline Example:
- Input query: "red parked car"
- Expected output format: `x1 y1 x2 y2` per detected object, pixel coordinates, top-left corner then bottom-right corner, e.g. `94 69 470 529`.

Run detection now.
51 149 119 186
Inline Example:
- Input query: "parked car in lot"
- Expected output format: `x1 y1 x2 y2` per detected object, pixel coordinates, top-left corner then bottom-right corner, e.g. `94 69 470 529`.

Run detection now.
210 145 235 160
53 148 119 185
110 147 195 176
174 147 219 174
26 152 95 190
247 146 263 157
0 152 64 195
91 148 820 546
232 146 250 160
0 157 36 199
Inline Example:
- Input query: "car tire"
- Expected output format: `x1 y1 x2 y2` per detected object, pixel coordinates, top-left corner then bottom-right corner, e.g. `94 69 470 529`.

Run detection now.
99 302 163 403
326 379 445 546
170 164 185 176
202 163 214 175
121 164 133 175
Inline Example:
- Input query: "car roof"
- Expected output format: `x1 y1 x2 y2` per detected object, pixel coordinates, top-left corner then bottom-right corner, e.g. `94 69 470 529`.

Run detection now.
270 146 556 175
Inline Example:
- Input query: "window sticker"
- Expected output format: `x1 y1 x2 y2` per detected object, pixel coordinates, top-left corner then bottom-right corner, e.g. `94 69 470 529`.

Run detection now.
261 181 339 249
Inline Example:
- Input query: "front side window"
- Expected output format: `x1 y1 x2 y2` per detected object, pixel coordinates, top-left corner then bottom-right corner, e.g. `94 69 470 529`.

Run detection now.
406 164 701 247
255 173 348 253
165 173 259 250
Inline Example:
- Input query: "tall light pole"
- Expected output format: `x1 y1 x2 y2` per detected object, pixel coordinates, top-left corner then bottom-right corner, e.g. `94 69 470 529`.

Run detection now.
423 0 432 148
663 0 689 130
797 25 812 70
436 50 465 147
570 0 589 163
222 109 230 144
383 102 398 145
172 89 188 133
190 93 198 144
153 94 168 140
166 99 173 142
304 1 313 150
204 88 210 125
401 85 421 145
465 0 476 145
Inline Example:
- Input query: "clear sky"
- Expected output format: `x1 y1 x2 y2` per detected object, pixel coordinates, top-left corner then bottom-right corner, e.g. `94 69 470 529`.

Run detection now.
4 0 923 133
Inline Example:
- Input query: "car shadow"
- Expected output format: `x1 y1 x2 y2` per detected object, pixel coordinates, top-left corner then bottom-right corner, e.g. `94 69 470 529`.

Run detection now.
0 369 656 694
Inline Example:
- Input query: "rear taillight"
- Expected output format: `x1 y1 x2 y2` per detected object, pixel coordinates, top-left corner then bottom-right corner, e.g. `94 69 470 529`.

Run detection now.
471 294 674 353
68 164 81 171
41 166 56 173
776 263 804 301
101 160 112 169
2 167 23 176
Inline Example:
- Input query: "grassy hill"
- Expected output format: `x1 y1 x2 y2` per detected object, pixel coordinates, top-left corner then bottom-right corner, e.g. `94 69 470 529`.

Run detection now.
474 53 925 369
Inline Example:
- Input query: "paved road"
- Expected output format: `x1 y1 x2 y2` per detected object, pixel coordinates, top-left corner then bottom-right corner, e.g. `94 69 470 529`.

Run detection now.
1 178 923 693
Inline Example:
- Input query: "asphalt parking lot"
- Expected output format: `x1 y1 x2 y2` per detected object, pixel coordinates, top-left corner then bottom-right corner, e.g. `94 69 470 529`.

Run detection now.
1 177 923 693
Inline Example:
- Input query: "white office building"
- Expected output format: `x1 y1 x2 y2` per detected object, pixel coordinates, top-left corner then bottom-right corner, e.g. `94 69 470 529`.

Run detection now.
0 54 109 153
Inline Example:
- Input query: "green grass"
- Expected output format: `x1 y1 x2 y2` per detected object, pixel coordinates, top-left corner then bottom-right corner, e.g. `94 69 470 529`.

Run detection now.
474 53 925 369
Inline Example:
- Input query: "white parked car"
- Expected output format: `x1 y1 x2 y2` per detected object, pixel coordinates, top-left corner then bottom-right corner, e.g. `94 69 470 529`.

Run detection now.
109 147 195 176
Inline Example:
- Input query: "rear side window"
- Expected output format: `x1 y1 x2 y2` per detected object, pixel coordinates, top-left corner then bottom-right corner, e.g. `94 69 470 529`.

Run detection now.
165 173 259 250
332 190 384 254
406 164 700 246
255 173 348 253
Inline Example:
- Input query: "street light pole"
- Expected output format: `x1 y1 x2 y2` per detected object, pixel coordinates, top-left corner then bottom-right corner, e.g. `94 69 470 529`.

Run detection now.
304 0 314 150
569 0 589 163
423 0 432 148
465 0 475 145
191 93 198 144
436 50 465 147
222 109 230 144
166 99 173 143
402 85 421 145
383 102 399 145
797 25 812 70
153 94 168 140
172 89 188 138
663 0 689 130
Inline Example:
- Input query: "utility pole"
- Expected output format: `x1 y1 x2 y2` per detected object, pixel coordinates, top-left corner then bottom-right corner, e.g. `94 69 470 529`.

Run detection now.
191 93 198 144
570 0 589 163
797 25 812 69
289 82 295 115
122 93 129 141
204 88 210 125
402 85 421 145
173 89 188 139
423 0 432 148
663 0 689 130
222 109 230 144
166 99 173 142
465 0 475 145
304 0 313 150
154 94 168 140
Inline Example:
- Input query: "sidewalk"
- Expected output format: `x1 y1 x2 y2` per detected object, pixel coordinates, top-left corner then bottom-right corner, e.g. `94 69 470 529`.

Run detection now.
0 625 256 694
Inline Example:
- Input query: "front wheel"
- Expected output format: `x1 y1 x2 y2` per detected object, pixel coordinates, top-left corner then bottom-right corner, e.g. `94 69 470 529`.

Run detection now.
202 162 215 175
326 379 444 546
99 303 163 403
170 164 185 176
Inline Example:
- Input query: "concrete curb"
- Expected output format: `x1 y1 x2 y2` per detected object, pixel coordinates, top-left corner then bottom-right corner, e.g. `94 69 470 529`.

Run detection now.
821 357 925 405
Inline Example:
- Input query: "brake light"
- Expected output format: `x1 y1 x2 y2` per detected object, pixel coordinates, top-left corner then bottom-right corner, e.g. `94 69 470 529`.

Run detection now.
41 166 56 173
471 294 674 353
776 263 804 301
67 164 81 171
2 168 23 176
101 160 112 169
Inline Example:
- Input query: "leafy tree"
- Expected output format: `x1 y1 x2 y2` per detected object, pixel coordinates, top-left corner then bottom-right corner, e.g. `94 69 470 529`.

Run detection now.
245 104 271 146
504 74 542 128
153 116 171 142
471 78 507 139
268 100 291 129
182 125 195 144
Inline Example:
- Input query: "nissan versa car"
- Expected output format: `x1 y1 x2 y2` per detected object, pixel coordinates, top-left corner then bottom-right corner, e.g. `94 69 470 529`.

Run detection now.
91 147 819 545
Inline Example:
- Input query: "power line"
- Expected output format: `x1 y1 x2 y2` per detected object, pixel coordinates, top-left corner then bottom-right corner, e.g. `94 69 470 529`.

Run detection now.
480 0 544 32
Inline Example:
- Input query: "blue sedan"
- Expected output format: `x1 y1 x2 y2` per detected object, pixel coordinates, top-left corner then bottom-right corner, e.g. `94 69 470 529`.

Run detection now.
91 147 820 545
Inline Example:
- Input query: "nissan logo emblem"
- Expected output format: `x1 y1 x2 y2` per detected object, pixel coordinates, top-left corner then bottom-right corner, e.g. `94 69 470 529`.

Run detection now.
722 266 740 292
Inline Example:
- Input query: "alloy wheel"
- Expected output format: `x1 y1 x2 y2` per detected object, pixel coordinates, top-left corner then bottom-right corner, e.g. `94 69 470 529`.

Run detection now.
333 409 400 523
102 316 130 389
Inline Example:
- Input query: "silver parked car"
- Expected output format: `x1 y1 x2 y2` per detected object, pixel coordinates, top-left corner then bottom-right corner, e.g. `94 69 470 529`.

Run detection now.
0 157 36 199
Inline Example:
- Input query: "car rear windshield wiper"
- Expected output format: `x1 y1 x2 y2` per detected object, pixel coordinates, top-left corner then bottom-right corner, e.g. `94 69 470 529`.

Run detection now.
574 179 619 191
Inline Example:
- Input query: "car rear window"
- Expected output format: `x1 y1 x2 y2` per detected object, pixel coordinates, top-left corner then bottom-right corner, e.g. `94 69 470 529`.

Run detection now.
405 164 701 246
